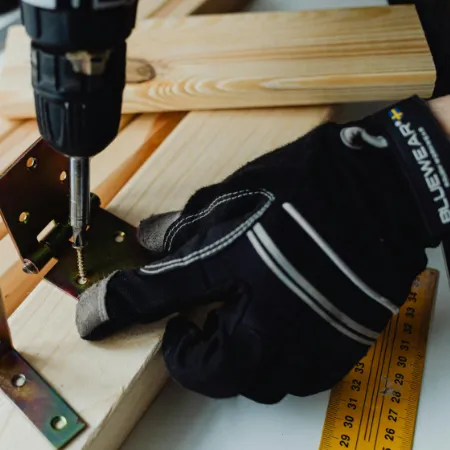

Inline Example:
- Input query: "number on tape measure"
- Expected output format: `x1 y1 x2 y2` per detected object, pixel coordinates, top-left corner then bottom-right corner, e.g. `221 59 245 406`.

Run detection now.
319 268 438 450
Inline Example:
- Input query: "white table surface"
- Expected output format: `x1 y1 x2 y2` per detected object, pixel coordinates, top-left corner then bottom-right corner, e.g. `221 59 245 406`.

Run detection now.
0 1 448 449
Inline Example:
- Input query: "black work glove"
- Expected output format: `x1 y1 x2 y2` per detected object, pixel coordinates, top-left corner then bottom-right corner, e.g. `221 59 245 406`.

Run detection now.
76 96 450 404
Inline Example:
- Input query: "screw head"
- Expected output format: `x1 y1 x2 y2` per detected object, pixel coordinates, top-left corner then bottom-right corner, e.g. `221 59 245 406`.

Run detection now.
23 260 38 275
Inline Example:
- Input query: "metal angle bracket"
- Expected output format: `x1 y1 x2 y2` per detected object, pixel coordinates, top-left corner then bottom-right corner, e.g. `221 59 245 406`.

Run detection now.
0 138 154 446
0 288 86 448
0 137 153 296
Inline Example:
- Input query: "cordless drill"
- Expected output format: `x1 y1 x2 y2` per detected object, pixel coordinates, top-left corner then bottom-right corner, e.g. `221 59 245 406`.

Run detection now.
20 0 138 281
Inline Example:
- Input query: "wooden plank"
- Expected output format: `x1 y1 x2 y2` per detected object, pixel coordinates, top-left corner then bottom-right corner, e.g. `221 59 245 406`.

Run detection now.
0 5 435 120
0 0 250 120
0 105 333 450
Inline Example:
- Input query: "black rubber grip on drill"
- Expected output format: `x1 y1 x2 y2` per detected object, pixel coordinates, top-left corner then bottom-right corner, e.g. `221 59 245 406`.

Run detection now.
31 43 126 158
20 2 137 50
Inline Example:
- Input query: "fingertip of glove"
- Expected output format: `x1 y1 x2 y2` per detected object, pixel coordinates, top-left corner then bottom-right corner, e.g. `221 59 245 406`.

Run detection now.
76 271 118 340
137 211 181 252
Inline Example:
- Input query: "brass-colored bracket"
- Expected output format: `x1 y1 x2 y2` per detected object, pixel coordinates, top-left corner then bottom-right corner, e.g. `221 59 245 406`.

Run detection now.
0 138 152 297
0 288 86 448
0 138 155 446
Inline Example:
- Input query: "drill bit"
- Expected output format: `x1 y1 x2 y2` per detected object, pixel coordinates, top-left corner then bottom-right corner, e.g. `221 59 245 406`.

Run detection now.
69 157 90 284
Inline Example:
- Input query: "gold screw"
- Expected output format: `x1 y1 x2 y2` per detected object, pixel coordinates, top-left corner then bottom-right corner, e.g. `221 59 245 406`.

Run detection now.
76 247 87 285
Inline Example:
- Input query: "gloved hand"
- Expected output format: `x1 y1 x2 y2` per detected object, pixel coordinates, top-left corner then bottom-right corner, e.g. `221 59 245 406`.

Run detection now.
76 95 450 404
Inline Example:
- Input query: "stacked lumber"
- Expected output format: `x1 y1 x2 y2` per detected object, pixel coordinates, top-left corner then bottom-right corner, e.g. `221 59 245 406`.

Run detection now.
0 2 435 449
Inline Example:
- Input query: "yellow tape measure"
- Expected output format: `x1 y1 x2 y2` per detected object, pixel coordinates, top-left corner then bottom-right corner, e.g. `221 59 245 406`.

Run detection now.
319 268 439 450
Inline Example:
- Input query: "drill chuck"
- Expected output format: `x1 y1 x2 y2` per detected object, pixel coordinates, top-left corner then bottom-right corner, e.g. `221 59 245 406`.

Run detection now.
31 43 126 158
20 0 138 158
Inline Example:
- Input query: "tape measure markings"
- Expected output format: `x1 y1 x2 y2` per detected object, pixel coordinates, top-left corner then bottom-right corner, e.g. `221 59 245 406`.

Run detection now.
367 322 392 444
372 317 397 449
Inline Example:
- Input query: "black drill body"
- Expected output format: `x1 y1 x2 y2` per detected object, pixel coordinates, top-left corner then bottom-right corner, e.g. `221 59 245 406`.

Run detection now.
20 0 138 252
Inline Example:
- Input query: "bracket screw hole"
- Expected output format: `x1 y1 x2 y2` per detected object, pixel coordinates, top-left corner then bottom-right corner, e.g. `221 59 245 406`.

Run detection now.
114 232 125 243
26 157 37 169
51 416 68 431
19 212 30 224
23 259 38 275
11 374 27 388
60 171 67 182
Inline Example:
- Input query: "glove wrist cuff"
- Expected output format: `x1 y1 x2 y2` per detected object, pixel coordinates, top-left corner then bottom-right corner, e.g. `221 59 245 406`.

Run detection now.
372 95 450 244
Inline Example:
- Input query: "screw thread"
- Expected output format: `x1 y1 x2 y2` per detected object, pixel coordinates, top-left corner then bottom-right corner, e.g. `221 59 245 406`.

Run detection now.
76 247 87 284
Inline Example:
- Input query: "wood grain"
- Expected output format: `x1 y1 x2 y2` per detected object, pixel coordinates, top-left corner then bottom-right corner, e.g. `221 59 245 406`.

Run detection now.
0 5 435 119
0 105 333 450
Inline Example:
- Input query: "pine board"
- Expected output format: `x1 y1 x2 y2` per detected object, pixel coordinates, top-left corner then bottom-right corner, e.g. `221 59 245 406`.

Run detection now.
0 104 333 450
0 5 435 119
